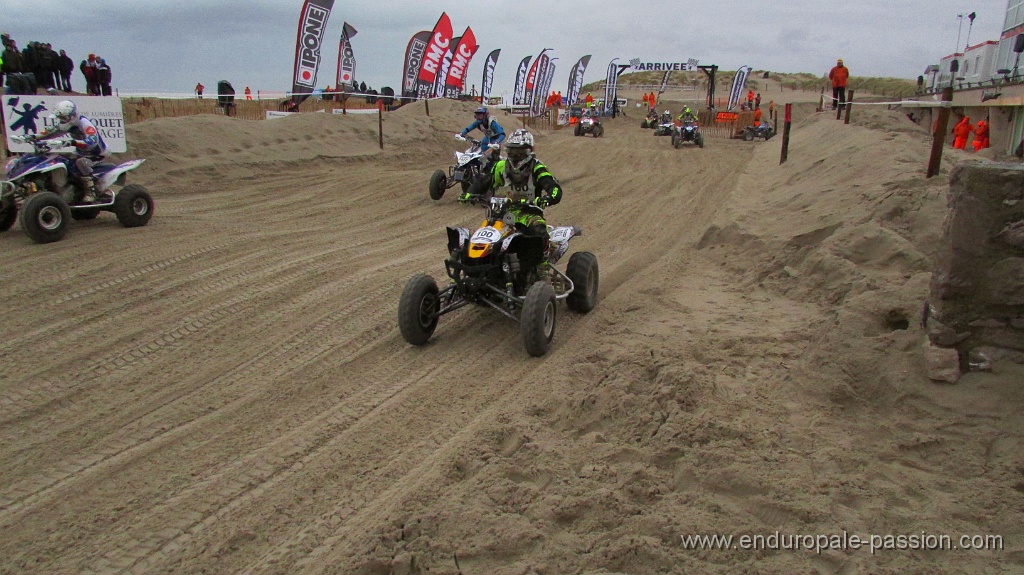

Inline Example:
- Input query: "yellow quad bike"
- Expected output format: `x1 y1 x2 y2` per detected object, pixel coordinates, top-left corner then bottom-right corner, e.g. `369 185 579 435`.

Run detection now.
398 196 599 357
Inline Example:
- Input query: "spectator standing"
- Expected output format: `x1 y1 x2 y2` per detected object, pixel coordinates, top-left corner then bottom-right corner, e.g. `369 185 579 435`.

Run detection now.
58 49 73 92
768 100 775 120
828 58 849 110
754 92 761 109
952 116 973 150
642 93 649 107
584 92 594 107
753 106 763 127
195 82 204 98
972 119 990 151
96 58 111 95
42 43 59 91
746 89 754 108
244 86 252 100
2 37 26 89
649 91 656 109
81 54 98 95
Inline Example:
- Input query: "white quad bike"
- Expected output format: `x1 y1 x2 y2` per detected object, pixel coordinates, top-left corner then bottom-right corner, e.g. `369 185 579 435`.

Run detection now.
1 135 153 243
428 135 496 205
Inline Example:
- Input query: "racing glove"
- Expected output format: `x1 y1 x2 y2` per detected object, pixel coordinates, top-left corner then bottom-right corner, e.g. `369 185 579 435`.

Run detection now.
488 143 500 151
23 133 37 143
454 133 466 141
534 195 550 208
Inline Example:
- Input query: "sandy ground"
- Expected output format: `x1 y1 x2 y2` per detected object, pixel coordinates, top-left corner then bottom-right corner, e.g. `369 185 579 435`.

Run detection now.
1 93 1023 575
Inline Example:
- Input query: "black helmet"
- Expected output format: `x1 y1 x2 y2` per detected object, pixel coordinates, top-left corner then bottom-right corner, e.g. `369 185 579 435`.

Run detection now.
474 106 488 119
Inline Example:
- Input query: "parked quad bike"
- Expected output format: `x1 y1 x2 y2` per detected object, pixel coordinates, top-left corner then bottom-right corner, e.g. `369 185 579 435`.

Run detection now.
1 135 153 244
428 135 492 205
742 123 775 141
574 116 604 137
398 196 599 357
671 121 705 148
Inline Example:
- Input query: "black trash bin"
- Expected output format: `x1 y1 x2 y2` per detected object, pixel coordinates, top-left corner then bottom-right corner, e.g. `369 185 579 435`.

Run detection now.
217 80 236 116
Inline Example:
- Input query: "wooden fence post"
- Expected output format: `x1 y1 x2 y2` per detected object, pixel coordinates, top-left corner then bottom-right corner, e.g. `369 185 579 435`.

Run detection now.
780 103 793 165
927 87 955 178
843 90 854 124
425 98 430 116
378 100 384 149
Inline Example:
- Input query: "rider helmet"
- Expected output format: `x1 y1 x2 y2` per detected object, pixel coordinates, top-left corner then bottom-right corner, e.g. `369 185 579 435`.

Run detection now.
504 129 535 188
683 106 692 115
474 106 488 122
53 100 78 129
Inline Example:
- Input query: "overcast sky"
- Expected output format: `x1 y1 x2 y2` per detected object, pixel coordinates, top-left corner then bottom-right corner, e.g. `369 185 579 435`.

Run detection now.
2 0 1010 98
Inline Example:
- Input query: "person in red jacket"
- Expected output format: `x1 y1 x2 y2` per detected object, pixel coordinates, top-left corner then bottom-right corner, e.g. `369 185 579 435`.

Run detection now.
828 58 849 110
952 116 973 150
972 119 990 151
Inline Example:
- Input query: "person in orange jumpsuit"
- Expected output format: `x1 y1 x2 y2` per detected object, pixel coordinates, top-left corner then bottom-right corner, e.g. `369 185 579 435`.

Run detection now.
828 58 849 109
649 91 656 109
753 106 762 127
972 119 990 151
642 93 649 107
244 86 252 100
952 116 973 150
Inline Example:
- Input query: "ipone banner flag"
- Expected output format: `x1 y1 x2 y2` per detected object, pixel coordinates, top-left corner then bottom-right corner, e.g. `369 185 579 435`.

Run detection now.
401 31 430 100
335 22 358 89
480 49 500 102
565 55 591 106
727 65 750 111
416 12 453 100
512 55 531 105
291 0 335 106
444 27 478 99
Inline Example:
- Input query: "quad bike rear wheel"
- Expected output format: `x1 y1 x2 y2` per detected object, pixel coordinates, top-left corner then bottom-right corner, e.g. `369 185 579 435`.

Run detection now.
521 281 556 357
19 191 70 244
114 184 154 228
429 170 447 200
0 196 17 233
398 274 440 345
696 133 705 148
672 133 680 148
743 130 754 142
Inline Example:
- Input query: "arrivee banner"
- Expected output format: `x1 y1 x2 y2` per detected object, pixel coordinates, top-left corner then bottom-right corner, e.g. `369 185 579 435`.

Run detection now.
480 49 500 102
291 0 335 106
3 96 127 153
416 12 453 100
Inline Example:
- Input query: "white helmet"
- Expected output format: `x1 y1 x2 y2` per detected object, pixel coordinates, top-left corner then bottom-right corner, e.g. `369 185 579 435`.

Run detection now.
505 129 535 170
53 100 78 127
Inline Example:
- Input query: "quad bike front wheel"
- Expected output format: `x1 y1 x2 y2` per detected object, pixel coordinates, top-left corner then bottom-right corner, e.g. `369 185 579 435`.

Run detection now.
743 130 754 142
593 125 604 138
19 191 70 244
399 274 440 345
566 251 599 313
429 170 447 201
672 133 680 148
114 184 154 228
696 134 705 148
521 281 556 357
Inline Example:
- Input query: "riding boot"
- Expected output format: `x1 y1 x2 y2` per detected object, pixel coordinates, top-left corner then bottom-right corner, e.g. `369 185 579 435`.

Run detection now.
79 177 97 203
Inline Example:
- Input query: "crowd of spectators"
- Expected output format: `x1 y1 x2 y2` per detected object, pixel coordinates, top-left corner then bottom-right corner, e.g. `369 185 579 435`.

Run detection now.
1 33 111 96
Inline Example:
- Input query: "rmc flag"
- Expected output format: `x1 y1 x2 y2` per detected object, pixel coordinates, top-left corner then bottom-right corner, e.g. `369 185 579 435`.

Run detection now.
335 22 358 89
444 28 479 99
727 65 751 111
565 54 591 106
416 12 453 100
480 49 500 102
290 0 335 106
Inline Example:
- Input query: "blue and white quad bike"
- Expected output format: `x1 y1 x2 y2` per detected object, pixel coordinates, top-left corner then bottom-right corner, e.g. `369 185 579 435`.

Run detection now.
1 134 153 243
429 135 491 205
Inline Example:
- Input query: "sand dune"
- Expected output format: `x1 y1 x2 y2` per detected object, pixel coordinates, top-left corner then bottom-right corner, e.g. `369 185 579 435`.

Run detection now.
0 97 1021 575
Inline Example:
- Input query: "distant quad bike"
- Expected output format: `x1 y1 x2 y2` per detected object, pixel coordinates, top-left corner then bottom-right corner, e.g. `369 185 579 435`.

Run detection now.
574 115 604 137
398 196 599 357
428 135 490 205
640 110 659 129
742 123 775 141
671 121 705 148
1 135 153 244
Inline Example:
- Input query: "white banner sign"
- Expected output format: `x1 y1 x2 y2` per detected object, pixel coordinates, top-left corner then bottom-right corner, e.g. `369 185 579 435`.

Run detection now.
3 96 127 153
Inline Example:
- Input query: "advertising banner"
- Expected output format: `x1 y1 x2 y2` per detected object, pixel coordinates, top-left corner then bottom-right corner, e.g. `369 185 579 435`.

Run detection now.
401 31 430 100
444 28 479 99
433 35 459 98
3 96 127 153
565 55 591 106
335 22 358 89
603 58 618 115
528 51 551 117
512 55 531 105
290 0 335 106
727 65 750 111
416 12 453 100
480 49 500 102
